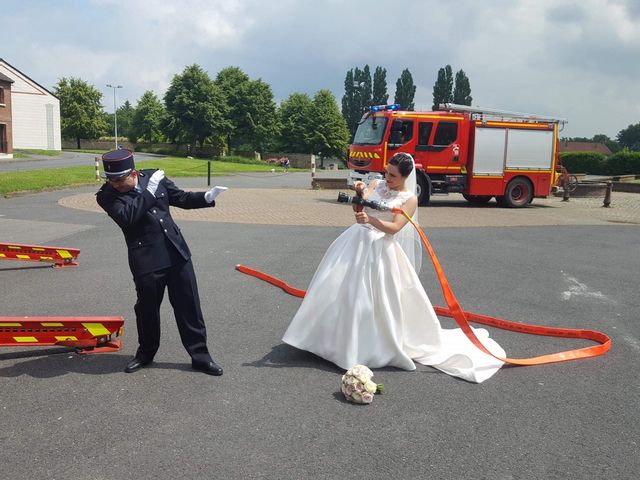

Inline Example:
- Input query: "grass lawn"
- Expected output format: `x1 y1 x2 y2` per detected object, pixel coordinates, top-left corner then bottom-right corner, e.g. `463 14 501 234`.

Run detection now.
14 149 63 157
0 156 298 197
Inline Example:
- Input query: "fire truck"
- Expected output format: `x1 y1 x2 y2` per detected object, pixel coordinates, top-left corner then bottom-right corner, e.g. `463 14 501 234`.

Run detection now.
347 103 567 207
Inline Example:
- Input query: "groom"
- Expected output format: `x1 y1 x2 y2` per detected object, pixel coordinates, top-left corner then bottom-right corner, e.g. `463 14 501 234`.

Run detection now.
96 149 223 376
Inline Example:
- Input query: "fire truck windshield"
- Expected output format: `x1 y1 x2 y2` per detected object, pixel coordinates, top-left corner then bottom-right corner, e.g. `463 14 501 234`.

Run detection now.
352 116 388 145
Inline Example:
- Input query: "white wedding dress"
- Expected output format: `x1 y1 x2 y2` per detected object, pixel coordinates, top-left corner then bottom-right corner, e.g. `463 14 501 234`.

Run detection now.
282 180 505 383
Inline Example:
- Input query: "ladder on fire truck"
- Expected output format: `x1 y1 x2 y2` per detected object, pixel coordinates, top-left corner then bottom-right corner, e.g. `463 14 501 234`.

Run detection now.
0 242 80 268
439 103 567 128
0 316 124 353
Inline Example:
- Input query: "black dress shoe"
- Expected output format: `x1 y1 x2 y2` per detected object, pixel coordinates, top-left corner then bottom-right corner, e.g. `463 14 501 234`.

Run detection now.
192 360 223 376
124 357 152 373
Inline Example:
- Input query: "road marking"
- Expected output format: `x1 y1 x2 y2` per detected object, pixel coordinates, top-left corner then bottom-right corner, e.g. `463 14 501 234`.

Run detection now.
622 335 640 351
561 274 615 303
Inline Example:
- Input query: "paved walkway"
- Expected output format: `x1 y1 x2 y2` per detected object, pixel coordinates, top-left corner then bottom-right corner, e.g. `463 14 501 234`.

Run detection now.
59 186 640 227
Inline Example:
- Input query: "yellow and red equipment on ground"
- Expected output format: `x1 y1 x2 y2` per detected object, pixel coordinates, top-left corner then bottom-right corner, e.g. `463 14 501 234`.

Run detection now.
0 317 124 353
0 242 80 268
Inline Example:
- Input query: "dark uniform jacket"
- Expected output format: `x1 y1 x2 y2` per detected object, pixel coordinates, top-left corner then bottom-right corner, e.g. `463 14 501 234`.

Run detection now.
96 169 214 276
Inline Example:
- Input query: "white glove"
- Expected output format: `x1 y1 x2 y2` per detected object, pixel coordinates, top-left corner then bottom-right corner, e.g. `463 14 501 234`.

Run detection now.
204 186 228 203
146 170 165 195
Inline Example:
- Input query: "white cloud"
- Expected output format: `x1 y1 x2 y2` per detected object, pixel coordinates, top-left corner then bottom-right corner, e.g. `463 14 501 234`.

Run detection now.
3 0 640 137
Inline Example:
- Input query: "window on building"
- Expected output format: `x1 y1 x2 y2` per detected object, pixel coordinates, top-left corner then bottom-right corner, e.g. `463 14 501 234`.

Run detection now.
0 124 7 153
0 87 5 105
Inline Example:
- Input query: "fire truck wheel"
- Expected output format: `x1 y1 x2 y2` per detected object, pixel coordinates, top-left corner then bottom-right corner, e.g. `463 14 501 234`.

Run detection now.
503 177 533 208
417 174 430 206
462 194 492 204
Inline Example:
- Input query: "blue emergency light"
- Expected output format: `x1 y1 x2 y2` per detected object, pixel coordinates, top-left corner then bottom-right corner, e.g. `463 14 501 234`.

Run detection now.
370 104 401 112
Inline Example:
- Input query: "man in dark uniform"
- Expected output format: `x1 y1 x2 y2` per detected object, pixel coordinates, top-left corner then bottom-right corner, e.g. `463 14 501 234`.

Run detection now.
96 149 223 376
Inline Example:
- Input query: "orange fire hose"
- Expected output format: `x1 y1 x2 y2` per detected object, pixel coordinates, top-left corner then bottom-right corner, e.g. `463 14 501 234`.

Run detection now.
236 208 611 366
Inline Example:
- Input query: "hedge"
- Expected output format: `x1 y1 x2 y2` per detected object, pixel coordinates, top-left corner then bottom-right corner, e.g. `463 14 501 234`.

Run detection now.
605 151 640 175
558 150 640 175
558 152 606 174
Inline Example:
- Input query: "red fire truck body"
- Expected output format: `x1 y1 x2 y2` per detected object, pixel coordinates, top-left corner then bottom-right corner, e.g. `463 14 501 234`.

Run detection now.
347 103 567 207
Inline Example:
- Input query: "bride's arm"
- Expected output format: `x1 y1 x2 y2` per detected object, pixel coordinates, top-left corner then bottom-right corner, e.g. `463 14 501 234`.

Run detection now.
353 179 379 200
354 195 417 235
352 179 380 212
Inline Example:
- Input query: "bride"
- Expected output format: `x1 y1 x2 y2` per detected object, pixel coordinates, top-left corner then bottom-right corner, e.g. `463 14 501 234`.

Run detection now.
282 152 505 383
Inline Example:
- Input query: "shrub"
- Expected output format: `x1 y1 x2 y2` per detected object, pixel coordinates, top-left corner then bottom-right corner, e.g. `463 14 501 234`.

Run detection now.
212 155 266 165
558 152 606 174
604 150 640 175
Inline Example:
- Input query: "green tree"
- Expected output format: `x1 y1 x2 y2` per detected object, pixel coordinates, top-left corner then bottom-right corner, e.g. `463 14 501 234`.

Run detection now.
357 65 372 112
277 92 314 153
163 64 230 148
394 68 416 110
453 69 472 105
243 79 280 152
132 91 165 143
341 65 373 140
592 133 621 153
341 69 359 139
616 122 640 151
432 65 454 110
54 77 107 148
309 89 350 159
116 100 136 141
372 66 389 105
215 67 279 153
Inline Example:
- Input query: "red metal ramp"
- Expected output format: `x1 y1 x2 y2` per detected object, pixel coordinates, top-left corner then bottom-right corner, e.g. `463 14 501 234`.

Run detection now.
0 243 80 268
0 317 124 353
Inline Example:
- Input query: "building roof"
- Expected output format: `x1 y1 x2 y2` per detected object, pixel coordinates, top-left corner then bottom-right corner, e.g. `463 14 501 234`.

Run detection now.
0 71 14 83
558 141 612 156
0 58 57 98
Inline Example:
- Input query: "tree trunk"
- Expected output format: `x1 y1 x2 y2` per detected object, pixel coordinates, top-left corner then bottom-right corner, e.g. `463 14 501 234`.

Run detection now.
76 137 81 149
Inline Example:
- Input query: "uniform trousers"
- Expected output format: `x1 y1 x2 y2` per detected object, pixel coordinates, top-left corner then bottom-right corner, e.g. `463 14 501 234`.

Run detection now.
133 257 212 364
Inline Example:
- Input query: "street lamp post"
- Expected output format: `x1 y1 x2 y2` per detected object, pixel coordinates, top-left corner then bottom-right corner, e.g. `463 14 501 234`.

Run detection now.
106 84 123 150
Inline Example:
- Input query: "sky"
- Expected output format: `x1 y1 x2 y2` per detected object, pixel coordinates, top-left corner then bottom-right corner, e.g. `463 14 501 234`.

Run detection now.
3 0 640 139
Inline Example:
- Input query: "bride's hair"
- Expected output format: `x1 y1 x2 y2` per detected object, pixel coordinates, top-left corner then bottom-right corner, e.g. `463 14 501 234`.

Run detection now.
389 153 414 177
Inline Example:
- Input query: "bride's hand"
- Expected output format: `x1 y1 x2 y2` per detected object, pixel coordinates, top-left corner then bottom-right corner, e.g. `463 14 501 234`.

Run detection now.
355 211 369 224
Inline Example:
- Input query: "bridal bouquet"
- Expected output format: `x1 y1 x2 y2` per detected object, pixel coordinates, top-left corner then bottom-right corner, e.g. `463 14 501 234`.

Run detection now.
341 365 384 405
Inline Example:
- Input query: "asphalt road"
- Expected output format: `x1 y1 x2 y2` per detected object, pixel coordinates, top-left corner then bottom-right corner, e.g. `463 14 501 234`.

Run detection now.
0 174 638 480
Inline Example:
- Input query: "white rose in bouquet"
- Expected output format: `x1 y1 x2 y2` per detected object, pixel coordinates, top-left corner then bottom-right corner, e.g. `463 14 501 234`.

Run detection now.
341 364 384 405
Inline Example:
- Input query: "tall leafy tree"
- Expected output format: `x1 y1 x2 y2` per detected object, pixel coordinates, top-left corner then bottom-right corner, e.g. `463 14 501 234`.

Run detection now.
214 66 249 150
242 79 281 152
592 134 621 153
342 65 374 140
132 91 165 143
453 69 472 105
277 92 314 153
372 66 389 105
163 64 230 148
432 65 454 110
394 68 416 111
54 77 107 148
341 69 359 139
309 89 350 159
616 122 640 151
116 100 136 141
357 65 372 112
214 67 279 152
444 65 454 102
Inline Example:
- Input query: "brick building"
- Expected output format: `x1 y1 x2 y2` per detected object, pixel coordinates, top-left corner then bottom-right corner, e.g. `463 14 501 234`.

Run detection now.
0 71 13 158
0 58 62 158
